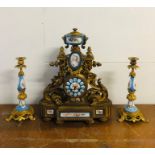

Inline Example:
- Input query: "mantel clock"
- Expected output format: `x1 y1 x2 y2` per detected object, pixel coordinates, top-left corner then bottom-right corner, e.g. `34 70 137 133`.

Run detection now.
40 28 112 124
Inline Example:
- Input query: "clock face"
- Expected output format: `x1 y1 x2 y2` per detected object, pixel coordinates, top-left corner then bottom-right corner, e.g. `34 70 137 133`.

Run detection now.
68 52 82 71
64 76 87 97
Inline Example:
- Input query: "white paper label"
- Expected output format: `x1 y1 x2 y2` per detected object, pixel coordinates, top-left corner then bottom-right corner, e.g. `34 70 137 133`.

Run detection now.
47 109 54 115
60 112 90 118
96 110 103 114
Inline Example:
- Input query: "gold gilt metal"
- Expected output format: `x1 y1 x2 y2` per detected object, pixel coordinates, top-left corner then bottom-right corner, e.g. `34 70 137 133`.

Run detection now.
6 57 35 122
40 29 112 124
118 57 146 123
6 106 35 122
70 28 81 35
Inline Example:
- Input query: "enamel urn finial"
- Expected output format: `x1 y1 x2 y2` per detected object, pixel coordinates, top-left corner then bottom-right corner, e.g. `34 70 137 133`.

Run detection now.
62 28 88 49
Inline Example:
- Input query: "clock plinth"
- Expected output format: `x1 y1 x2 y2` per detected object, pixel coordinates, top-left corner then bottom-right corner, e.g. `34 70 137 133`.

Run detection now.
40 28 112 124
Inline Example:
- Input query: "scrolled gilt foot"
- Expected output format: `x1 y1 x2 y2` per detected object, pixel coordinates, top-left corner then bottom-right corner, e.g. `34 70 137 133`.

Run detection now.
118 108 147 123
5 116 13 122
29 115 36 121
6 106 35 122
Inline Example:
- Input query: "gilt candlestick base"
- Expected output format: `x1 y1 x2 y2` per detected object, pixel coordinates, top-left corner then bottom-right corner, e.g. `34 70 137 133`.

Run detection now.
6 105 35 122
118 106 146 123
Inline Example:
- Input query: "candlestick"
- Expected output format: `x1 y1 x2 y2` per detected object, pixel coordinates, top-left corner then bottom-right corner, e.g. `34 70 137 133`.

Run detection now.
6 57 35 122
118 57 146 123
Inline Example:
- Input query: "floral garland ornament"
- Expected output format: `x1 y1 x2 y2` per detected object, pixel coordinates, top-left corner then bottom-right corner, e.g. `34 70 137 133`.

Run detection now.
6 57 35 122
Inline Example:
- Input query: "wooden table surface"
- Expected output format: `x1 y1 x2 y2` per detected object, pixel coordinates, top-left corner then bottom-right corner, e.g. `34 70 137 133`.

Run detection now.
0 104 155 148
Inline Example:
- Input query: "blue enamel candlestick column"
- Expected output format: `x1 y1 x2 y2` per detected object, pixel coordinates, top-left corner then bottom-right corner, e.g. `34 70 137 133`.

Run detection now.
6 57 35 122
118 57 146 123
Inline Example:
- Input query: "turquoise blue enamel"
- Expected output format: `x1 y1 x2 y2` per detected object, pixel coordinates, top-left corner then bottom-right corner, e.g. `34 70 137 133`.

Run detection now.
65 77 86 97
62 28 88 49
129 77 136 92
124 104 138 112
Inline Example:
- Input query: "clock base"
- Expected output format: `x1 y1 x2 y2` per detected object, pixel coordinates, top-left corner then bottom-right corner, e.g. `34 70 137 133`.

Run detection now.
40 99 112 124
